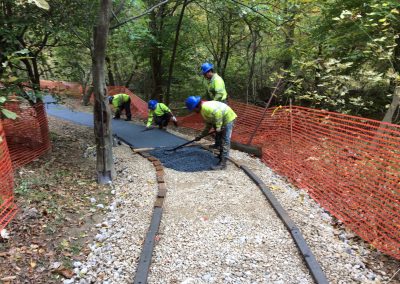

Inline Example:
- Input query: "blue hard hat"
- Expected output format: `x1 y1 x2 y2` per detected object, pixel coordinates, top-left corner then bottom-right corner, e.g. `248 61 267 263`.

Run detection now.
201 62 213 75
108 96 113 103
148 100 158 110
185 96 201 111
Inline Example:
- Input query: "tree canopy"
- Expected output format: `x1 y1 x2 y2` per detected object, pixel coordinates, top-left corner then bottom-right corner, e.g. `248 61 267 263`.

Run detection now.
1 0 399 123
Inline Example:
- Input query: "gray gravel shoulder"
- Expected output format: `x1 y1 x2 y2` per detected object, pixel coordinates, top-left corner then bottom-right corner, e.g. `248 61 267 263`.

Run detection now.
148 165 312 284
230 151 386 284
68 129 397 284
68 144 158 284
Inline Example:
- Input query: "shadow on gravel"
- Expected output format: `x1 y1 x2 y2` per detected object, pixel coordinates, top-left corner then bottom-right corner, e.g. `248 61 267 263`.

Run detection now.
150 146 219 172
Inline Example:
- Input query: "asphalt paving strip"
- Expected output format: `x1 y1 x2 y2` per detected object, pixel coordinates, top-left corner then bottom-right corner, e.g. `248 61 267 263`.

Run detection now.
44 95 189 149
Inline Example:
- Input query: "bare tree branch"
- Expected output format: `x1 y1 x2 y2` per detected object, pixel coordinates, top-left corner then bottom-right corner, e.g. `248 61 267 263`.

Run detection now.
113 0 127 16
229 0 278 27
110 0 169 30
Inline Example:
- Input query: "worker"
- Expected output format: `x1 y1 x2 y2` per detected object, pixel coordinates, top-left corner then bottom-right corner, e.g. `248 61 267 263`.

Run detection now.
108 93 131 121
146 100 177 130
201 62 228 103
201 62 229 149
185 96 237 170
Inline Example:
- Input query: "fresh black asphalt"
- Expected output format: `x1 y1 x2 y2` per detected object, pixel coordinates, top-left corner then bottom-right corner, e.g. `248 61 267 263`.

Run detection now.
44 96 219 171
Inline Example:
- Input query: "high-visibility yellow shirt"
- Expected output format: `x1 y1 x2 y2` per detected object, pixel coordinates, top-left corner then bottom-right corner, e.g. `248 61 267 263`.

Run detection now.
146 103 171 127
200 101 237 136
206 73 228 102
112 93 130 109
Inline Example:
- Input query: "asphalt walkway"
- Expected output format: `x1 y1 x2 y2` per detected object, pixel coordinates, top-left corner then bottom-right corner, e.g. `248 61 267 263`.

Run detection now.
44 96 218 171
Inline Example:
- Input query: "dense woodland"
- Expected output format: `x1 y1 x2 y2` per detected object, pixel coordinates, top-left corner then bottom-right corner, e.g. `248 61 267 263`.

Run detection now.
1 0 399 123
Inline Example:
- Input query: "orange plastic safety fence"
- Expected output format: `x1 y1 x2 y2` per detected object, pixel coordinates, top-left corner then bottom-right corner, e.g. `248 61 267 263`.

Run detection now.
41 80 83 97
37 81 400 259
2 102 51 168
0 120 17 231
180 100 400 259
108 86 148 119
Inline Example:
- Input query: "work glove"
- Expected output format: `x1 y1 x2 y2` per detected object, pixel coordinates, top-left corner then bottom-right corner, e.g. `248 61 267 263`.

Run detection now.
194 136 202 141
172 116 178 127
215 127 222 133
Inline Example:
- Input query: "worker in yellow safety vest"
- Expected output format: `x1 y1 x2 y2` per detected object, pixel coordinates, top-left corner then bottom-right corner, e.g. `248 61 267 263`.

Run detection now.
108 94 131 121
146 100 177 130
201 62 228 103
185 96 237 170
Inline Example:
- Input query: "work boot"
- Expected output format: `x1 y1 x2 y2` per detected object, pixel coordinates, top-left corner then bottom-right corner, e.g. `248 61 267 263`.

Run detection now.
125 117 131 121
210 143 219 149
211 157 227 170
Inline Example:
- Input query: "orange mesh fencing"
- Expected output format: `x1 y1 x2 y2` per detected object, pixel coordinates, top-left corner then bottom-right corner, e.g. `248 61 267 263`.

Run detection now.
38 81 400 259
0 120 17 231
41 80 83 97
181 101 400 260
108 86 148 119
41 81 149 119
2 102 51 168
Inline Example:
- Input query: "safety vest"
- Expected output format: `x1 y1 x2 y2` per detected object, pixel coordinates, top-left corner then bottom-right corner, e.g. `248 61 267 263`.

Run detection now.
207 73 228 102
112 93 130 109
146 103 171 127
200 101 236 133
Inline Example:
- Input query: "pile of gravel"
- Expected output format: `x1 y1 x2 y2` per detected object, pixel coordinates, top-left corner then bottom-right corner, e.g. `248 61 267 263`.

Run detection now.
150 146 219 172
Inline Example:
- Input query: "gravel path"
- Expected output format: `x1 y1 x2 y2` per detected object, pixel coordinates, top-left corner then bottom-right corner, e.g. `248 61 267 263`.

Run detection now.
148 166 312 284
68 132 397 284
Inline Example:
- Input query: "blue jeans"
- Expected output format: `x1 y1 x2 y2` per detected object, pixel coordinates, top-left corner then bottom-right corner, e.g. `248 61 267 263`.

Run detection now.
221 120 235 158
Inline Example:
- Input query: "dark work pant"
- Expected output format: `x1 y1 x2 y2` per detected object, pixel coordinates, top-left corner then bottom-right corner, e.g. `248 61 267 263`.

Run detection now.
115 98 131 119
154 113 172 129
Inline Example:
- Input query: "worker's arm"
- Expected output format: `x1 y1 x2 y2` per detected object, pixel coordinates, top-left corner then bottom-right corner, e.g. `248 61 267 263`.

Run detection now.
200 123 213 137
212 77 226 101
146 110 154 128
214 110 223 132
161 104 177 124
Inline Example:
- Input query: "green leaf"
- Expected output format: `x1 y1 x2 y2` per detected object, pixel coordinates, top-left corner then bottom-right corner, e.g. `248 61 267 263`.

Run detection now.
1 108 17 119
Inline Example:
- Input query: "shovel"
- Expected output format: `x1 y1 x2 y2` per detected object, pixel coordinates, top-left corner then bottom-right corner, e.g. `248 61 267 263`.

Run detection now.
164 131 215 153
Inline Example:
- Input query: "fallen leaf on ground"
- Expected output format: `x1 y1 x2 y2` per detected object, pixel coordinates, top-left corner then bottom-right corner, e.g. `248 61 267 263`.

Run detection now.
1 276 17 281
53 267 74 278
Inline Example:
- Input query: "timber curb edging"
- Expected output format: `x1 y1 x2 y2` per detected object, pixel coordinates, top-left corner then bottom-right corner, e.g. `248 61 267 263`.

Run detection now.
133 151 167 284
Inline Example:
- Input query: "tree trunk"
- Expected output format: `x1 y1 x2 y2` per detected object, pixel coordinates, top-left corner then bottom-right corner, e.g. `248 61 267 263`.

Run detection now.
382 85 400 123
149 3 165 101
124 63 137 87
105 56 115 86
165 0 188 105
82 66 94 105
92 0 114 184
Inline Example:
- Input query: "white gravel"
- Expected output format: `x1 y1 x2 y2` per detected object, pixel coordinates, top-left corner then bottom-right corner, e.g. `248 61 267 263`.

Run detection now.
70 144 157 283
148 166 312 284
69 134 396 284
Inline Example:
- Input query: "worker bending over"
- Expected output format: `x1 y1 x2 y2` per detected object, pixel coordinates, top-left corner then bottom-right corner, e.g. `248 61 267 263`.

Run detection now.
146 100 177 130
201 62 228 103
185 96 237 170
108 94 132 121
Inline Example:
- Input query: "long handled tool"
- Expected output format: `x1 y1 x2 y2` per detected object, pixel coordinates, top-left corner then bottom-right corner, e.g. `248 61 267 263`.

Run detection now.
164 131 216 152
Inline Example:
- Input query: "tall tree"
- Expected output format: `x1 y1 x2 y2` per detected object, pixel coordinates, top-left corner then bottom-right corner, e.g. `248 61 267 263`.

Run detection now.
92 0 114 184
165 0 189 105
